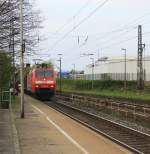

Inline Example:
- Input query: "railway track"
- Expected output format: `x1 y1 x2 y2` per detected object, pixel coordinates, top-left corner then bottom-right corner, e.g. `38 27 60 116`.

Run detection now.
56 93 150 121
56 92 150 110
47 100 150 154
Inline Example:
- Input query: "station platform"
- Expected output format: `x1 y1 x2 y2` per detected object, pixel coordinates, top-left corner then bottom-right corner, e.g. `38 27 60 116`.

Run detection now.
12 95 133 154
0 109 15 154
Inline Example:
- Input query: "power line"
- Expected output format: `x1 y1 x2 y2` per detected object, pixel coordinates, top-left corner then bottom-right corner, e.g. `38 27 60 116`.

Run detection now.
46 19 150 40
83 22 150 51
96 31 150 51
55 0 92 34
86 13 150 46
58 12 150 53
84 26 137 48
106 12 150 35
66 31 150 63
49 0 110 50
84 11 150 44
45 11 150 42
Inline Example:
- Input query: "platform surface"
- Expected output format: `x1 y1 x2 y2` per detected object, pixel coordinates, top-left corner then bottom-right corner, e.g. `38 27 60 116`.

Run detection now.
14 95 133 154
0 109 15 154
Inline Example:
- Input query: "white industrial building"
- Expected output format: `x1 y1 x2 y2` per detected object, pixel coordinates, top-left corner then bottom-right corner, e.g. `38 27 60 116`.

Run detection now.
82 57 150 81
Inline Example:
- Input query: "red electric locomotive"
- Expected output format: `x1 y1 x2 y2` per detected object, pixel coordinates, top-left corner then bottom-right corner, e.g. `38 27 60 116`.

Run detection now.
26 66 56 99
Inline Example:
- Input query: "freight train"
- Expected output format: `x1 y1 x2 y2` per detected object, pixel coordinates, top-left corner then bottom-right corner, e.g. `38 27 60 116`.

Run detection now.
24 65 56 99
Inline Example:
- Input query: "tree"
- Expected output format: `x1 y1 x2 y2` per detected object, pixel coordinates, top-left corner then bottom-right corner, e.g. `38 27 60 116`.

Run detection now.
41 60 54 68
0 0 42 90
0 0 42 58
0 50 13 89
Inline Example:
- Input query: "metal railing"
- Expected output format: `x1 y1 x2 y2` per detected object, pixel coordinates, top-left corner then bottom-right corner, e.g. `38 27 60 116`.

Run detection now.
0 90 11 109
75 73 150 81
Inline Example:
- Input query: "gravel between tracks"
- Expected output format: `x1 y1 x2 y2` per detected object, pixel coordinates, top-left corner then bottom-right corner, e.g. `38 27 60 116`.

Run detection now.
48 99 150 154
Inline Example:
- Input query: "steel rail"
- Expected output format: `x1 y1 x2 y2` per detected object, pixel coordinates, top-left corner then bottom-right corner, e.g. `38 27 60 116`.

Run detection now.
56 93 150 117
56 92 150 108
47 100 150 154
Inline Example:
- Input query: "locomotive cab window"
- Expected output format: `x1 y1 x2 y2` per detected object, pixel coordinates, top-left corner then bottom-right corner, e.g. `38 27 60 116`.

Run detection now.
45 70 53 77
36 70 53 77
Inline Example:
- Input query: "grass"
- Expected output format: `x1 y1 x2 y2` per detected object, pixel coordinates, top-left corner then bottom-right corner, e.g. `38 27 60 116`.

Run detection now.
61 89 150 101
57 79 150 102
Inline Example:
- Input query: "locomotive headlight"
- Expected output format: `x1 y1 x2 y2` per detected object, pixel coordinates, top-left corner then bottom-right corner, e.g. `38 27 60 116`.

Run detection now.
35 85 39 88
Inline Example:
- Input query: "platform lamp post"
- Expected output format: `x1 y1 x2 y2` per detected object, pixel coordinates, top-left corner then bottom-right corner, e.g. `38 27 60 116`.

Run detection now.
90 58 94 89
20 0 24 118
121 48 127 90
72 64 76 79
72 64 76 89
81 53 94 88
58 54 62 94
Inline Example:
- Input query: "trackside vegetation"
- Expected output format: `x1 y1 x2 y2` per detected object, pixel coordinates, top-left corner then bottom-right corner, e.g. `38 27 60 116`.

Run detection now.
0 51 13 89
56 79 150 101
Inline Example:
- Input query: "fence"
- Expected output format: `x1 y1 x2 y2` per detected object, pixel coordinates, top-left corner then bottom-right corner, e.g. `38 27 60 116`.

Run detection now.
0 90 11 109
75 73 150 81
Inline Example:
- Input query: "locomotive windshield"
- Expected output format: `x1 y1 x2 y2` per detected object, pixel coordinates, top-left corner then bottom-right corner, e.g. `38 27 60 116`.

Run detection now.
36 70 53 77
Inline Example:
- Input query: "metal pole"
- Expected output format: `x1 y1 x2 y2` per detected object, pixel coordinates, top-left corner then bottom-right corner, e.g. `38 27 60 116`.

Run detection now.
122 48 127 90
20 0 24 118
91 58 94 89
60 56 62 93
58 54 62 93
137 25 144 90
10 18 16 96
125 49 127 89
73 64 75 79
143 45 146 82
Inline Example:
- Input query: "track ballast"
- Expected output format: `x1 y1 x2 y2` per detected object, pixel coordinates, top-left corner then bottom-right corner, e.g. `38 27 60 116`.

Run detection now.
47 100 150 154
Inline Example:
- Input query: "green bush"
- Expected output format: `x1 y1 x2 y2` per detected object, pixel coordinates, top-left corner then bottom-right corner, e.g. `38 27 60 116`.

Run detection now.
56 79 137 91
0 51 13 88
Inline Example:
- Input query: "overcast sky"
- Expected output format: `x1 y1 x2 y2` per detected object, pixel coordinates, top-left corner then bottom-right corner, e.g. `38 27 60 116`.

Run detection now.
32 0 150 71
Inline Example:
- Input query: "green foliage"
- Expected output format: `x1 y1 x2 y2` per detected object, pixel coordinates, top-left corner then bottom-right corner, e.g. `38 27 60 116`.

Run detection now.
0 51 13 89
56 79 137 91
56 79 150 101
42 60 54 68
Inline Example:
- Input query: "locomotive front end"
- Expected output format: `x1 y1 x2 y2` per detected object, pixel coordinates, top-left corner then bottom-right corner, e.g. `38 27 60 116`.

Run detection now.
34 68 56 99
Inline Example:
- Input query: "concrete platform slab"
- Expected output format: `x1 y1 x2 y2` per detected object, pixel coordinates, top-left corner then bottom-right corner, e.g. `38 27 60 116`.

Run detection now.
0 109 15 154
14 100 83 154
14 95 133 154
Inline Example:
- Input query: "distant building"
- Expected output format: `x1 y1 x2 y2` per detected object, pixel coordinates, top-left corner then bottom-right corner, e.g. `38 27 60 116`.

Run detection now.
58 71 70 79
83 57 150 81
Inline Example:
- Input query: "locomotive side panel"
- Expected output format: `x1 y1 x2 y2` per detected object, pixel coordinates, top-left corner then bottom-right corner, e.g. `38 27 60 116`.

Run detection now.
27 71 32 93
31 70 36 94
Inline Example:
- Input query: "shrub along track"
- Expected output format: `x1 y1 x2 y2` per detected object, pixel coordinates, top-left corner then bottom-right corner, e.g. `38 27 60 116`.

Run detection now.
46 100 150 154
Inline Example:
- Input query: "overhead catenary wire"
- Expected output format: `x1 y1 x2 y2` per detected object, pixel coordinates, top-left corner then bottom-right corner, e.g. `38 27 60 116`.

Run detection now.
84 14 150 48
98 31 150 50
40 29 150 67
81 26 138 48
57 21 149 61
80 18 150 52
89 11 150 38
55 0 92 34
64 31 150 65
45 11 150 41
77 11 150 49
39 3 150 69
36 27 150 65
47 10 150 59
49 0 110 51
